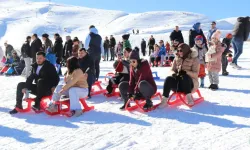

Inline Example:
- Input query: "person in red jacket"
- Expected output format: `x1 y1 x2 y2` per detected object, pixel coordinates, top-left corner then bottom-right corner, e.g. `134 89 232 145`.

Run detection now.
119 50 157 110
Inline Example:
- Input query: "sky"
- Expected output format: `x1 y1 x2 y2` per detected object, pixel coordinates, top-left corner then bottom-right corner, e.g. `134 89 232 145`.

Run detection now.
32 0 249 19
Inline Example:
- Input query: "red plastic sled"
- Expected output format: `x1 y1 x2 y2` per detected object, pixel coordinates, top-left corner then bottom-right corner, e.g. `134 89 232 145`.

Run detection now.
104 84 120 97
104 72 115 82
125 92 162 112
15 95 52 113
0 66 9 73
44 98 94 117
167 89 204 107
91 81 107 96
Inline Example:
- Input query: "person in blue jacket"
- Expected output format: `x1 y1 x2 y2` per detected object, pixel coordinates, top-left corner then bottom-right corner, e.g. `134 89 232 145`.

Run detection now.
5 51 21 75
158 40 166 66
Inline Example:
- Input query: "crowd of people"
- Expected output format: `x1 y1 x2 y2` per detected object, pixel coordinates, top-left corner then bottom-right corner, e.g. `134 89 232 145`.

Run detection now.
0 16 249 117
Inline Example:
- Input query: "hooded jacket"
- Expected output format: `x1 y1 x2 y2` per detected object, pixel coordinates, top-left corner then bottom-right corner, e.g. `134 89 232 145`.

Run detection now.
85 27 104 56
189 23 207 48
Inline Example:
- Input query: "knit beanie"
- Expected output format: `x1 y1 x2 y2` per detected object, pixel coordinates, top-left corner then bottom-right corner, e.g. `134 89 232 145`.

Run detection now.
129 50 140 60
122 34 130 40
195 35 203 42
226 33 232 39
211 30 221 40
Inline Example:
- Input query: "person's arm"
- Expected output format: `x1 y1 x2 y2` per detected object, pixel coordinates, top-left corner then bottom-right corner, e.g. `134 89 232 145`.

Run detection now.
100 40 104 56
211 45 225 59
26 67 35 89
134 62 151 93
170 59 177 75
186 58 199 79
84 35 91 49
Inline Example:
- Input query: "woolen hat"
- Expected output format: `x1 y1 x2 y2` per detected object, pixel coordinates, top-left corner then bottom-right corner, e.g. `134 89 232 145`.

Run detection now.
195 35 203 42
129 50 140 60
211 30 221 40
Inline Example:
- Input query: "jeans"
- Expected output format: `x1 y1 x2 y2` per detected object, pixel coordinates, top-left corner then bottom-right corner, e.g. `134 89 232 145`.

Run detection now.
110 47 115 60
22 57 31 78
104 49 109 61
232 37 243 65
52 84 88 110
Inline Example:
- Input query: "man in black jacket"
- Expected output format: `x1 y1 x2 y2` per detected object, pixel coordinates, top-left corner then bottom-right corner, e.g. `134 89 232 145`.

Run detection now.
78 48 95 99
31 34 42 63
21 36 32 78
9 52 59 114
109 35 116 61
84 25 104 81
103 36 110 61
148 35 155 56
169 26 184 44
231 16 250 69
141 39 146 56
53 33 63 63
63 36 73 60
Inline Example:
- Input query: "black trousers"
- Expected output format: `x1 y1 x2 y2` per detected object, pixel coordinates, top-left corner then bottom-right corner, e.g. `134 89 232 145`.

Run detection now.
91 55 101 80
149 46 154 56
221 54 228 72
16 80 51 108
163 74 194 98
110 47 115 60
141 49 146 56
87 73 95 96
119 80 155 102
106 73 129 93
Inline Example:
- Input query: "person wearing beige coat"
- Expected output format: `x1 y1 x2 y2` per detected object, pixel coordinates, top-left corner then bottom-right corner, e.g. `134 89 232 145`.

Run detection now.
159 43 199 108
47 57 88 117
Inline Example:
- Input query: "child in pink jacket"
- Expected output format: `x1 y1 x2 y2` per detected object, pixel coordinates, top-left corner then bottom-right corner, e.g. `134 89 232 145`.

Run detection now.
206 30 226 90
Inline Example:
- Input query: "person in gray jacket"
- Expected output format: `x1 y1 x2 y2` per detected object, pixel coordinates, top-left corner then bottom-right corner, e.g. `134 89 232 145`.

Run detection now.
230 16 250 69
42 33 53 52
4 42 14 58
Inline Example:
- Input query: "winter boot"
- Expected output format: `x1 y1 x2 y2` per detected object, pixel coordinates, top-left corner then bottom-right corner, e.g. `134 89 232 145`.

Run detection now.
143 99 153 110
200 78 204 88
186 93 194 106
158 96 168 108
120 99 130 110
222 71 229 76
9 106 23 114
46 103 59 113
211 84 219 90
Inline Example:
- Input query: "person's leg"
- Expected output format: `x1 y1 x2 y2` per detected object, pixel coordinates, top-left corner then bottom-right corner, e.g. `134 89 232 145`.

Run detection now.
95 56 101 80
221 54 227 73
232 38 243 65
104 49 107 60
208 71 213 86
178 74 194 95
25 58 31 78
69 87 88 110
150 57 155 66
87 74 94 97
34 79 51 108
111 47 115 60
211 72 219 85
162 76 177 98
118 81 129 109
160 55 165 66
138 80 155 109
15 82 27 109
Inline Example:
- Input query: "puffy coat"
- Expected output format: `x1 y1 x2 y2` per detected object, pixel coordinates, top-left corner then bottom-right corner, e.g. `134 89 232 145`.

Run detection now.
53 37 63 58
170 49 199 93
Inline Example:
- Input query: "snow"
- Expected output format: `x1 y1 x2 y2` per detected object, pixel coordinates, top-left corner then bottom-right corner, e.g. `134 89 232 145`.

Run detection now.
0 42 250 149
0 0 250 149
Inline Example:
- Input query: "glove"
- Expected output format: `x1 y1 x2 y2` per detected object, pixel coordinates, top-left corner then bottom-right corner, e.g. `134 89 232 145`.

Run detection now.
178 70 186 76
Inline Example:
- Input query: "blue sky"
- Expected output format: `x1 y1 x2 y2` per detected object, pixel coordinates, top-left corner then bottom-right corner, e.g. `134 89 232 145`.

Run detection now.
32 0 249 19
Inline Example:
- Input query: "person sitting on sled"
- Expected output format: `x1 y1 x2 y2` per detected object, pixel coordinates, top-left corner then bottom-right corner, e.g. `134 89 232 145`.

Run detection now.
1 51 20 75
46 56 89 117
119 50 157 110
9 51 59 114
159 43 199 108
106 47 132 95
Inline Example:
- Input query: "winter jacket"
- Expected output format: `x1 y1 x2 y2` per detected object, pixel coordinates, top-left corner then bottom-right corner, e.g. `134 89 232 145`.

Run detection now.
44 39 53 52
110 37 116 48
103 39 110 50
123 40 131 50
206 41 225 73
63 39 73 57
150 50 159 58
222 38 232 55
113 59 130 74
63 69 88 90
232 17 250 41
166 43 170 51
158 45 166 57
53 37 63 58
85 27 104 56
72 45 79 58
5 44 14 57
31 38 43 61
170 49 199 93
141 40 146 51
192 44 207 64
78 53 95 76
148 38 155 47
21 41 31 58
128 59 157 94
207 28 217 41
26 60 59 89
170 30 184 43
5 56 20 67
189 29 207 48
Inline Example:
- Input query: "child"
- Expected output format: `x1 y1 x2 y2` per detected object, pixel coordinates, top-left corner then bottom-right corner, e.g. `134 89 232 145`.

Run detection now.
158 40 166 66
221 33 233 76
167 39 180 62
122 34 131 54
193 35 207 88
149 44 160 67
46 47 60 74
206 30 226 90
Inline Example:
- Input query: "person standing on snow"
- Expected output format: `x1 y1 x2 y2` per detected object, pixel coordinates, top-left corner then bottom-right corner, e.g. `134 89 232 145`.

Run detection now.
31 34 43 63
189 22 207 48
21 36 32 78
42 33 53 52
148 35 155 56
207 21 218 42
141 39 146 56
122 34 132 52
63 36 73 60
4 42 14 58
109 35 116 61
221 33 233 76
84 25 104 81
103 36 110 61
170 26 184 44
53 33 63 64
230 16 250 69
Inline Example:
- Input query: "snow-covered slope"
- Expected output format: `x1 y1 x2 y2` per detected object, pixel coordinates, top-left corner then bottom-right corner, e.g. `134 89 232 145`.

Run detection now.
0 0 238 50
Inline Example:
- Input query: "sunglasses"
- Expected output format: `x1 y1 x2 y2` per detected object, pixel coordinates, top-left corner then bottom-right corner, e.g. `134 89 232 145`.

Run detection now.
177 50 183 53
130 60 136 64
